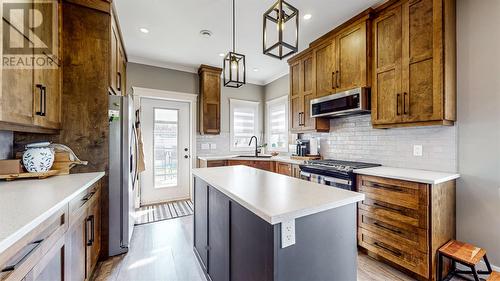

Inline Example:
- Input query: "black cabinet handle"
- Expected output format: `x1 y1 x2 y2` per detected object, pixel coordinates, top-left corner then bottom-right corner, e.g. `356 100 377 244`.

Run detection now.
403 92 409 115
374 222 403 234
42 86 47 116
396 93 401 116
81 191 95 202
332 71 336 89
1 239 44 272
86 215 94 246
117 72 122 91
373 202 403 213
35 84 44 116
374 242 402 257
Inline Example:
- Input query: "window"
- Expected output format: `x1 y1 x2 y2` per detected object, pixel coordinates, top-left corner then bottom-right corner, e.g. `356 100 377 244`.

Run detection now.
153 108 178 188
266 96 288 152
230 99 260 151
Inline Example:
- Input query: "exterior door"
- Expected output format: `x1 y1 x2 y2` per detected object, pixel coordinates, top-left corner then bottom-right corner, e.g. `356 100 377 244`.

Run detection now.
141 98 191 204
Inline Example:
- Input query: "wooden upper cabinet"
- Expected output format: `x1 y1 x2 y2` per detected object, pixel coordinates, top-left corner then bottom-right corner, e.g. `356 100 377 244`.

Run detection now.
198 65 222 135
110 9 126 96
372 0 456 128
336 21 370 92
314 39 337 98
288 52 329 133
372 5 403 125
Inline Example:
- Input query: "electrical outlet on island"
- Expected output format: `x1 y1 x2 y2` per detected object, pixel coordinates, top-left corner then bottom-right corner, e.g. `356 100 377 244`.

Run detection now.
413 145 423 157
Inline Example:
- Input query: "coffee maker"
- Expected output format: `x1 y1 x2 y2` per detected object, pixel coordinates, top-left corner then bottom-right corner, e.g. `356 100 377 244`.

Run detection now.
295 139 310 156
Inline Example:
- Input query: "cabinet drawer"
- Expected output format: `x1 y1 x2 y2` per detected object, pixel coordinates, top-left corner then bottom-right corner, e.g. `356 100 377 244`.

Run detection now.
358 209 427 253
357 176 428 210
358 228 428 278
0 206 67 281
227 160 254 167
207 160 227 167
358 197 427 229
253 161 273 172
69 181 100 219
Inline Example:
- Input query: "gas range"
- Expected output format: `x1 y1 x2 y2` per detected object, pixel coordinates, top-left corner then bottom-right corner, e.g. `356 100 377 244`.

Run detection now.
299 159 380 191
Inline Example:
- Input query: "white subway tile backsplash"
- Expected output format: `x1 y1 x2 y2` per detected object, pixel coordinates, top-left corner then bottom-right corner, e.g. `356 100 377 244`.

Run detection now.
303 115 457 173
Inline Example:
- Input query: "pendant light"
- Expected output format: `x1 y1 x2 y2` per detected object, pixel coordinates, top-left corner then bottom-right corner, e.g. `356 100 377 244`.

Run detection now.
263 0 299 60
223 0 246 88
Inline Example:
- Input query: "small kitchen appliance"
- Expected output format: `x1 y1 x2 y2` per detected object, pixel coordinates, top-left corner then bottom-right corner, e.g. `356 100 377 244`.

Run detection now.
295 139 310 156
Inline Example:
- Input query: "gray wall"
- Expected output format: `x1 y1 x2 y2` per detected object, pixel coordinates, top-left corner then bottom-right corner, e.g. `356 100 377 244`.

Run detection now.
127 62 265 156
264 75 289 101
456 0 500 266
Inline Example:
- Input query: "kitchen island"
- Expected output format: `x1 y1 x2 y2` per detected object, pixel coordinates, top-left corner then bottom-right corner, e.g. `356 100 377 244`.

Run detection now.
192 165 365 281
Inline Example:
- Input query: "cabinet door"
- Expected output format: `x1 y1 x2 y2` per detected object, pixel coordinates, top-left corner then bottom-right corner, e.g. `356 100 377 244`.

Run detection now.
336 21 368 92
315 39 337 97
194 178 209 270
1 1 34 126
30 235 66 281
32 0 61 129
208 187 230 281
86 191 101 276
302 92 315 130
202 72 221 134
253 161 272 172
401 0 442 123
110 19 120 95
300 53 314 97
289 95 302 131
372 6 403 125
66 208 87 281
119 46 127 96
276 162 292 176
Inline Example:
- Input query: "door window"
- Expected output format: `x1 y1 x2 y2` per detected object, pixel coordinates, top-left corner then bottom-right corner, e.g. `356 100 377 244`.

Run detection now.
153 108 178 188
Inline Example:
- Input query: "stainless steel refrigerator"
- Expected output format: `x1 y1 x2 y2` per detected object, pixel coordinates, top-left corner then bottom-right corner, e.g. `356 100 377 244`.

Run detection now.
108 94 138 256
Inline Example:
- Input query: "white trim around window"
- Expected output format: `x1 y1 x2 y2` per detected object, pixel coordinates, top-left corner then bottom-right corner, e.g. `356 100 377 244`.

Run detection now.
266 95 289 152
229 99 260 152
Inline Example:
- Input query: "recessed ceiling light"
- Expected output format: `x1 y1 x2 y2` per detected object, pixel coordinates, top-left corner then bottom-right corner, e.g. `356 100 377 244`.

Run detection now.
219 53 225 57
303 14 312 20
200 30 212 38
139 27 149 34
253 68 259 72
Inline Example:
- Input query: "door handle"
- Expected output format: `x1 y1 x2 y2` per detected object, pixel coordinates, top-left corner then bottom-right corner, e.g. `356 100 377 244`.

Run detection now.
117 72 122 91
184 155 189 159
42 86 47 116
332 71 336 89
1 239 44 272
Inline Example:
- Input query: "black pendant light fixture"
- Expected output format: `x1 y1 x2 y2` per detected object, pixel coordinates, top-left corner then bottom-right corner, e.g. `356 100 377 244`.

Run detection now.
263 0 299 60
223 0 245 88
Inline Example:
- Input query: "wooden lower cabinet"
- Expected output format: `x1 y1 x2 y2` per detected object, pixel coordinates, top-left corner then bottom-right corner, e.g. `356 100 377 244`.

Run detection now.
0 181 102 281
275 162 292 176
203 160 302 178
356 175 456 281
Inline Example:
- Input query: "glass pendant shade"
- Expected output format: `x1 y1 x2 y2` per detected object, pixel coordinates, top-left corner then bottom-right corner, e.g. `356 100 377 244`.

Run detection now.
263 0 299 60
223 51 246 88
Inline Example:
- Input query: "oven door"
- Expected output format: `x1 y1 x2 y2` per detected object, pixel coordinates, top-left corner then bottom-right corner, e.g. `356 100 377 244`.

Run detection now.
320 176 353 191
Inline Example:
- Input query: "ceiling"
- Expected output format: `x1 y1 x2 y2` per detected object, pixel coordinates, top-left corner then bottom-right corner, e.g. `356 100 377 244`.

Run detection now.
114 0 382 85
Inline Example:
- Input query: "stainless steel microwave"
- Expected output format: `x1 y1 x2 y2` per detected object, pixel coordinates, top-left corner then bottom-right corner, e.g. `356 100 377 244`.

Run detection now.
310 87 370 118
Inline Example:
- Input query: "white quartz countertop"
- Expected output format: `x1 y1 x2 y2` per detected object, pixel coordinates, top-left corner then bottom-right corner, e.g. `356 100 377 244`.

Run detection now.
353 166 460 184
0 172 105 254
192 166 364 225
197 155 304 165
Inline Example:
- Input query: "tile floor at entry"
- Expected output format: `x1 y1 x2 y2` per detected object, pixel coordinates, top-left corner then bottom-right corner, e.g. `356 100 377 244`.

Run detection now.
92 216 466 281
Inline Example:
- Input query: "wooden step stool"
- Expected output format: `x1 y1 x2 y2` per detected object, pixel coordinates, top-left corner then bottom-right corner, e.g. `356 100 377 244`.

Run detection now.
438 240 494 281
488 272 500 281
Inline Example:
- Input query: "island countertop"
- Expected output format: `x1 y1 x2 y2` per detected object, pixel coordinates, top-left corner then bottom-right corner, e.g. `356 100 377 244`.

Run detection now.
192 165 364 225
0 172 105 254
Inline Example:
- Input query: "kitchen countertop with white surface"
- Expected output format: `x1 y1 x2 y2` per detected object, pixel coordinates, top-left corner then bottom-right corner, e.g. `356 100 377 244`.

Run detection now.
192 165 364 225
197 154 305 165
0 172 105 254
353 166 460 184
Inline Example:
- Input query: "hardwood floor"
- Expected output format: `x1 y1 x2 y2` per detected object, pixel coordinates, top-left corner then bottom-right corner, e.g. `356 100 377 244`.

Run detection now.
92 216 465 281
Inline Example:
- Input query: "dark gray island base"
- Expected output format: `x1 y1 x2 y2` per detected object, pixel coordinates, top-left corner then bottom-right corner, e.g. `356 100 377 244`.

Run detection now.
193 176 358 281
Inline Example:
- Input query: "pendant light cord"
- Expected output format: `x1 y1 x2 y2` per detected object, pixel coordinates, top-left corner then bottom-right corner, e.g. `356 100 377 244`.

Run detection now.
232 0 235 52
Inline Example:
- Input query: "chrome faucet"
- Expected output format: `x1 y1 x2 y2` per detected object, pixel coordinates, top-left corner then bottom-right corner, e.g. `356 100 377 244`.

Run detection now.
249 136 258 157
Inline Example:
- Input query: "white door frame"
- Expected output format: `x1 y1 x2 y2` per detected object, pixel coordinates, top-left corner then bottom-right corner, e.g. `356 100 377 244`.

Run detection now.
131 87 197 206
